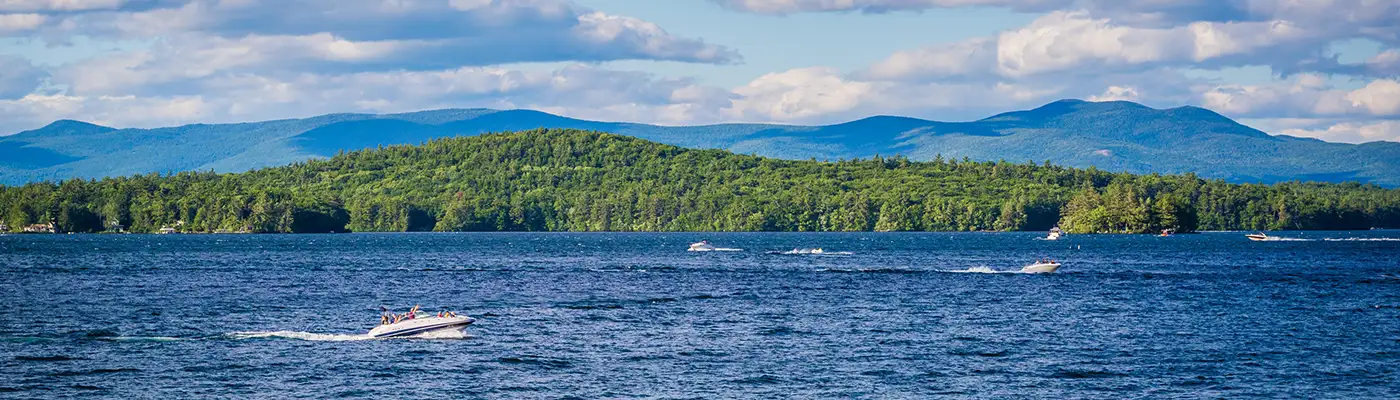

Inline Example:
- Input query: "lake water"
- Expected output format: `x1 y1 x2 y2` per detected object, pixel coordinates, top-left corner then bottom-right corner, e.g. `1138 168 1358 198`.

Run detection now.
2 231 1398 398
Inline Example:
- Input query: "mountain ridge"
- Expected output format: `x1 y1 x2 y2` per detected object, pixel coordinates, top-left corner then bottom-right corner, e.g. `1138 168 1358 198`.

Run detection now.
3 99 1398 186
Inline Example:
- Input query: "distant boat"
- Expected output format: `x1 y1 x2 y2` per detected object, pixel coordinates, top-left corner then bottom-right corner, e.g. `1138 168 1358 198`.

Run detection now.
1245 232 1270 241
1045 227 1064 240
1160 229 1174 237
1021 260 1062 273
688 240 717 252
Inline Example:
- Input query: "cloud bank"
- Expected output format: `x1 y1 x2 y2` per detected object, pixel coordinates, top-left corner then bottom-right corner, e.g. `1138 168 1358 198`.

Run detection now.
0 0 1397 143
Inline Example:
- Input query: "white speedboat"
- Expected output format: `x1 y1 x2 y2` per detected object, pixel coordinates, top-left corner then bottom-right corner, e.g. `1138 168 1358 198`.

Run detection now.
1245 232 1270 241
369 308 474 338
1045 227 1063 240
1021 260 1062 273
688 240 717 251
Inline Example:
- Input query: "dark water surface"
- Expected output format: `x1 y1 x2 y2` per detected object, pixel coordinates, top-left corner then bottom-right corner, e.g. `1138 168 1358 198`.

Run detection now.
2 231 1398 398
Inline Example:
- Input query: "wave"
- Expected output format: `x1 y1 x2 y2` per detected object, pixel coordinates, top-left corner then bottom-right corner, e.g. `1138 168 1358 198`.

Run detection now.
822 267 921 274
940 266 1027 274
227 331 375 341
101 336 189 342
227 330 468 341
769 249 854 255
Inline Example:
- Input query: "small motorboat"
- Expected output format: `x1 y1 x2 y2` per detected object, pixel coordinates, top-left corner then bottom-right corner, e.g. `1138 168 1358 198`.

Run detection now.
688 240 717 251
370 306 474 338
1245 232 1270 241
1021 260 1062 273
1159 229 1174 237
1045 227 1064 241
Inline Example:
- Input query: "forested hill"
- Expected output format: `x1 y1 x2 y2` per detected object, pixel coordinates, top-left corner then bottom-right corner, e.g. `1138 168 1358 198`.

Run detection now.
2 129 1397 234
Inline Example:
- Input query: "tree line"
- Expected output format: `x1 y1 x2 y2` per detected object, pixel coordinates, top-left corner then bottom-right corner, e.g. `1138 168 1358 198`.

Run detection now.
2 129 1397 234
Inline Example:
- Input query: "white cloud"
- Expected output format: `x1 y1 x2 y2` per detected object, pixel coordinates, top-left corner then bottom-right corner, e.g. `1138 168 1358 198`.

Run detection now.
709 0 1068 15
994 11 1317 77
1 0 1397 146
1346 79 1400 115
725 66 1067 123
1087 85 1140 102
862 38 996 81
0 64 737 132
0 0 127 12
1365 49 1400 76
712 0 1400 39
23 0 738 66
0 93 208 129
728 67 875 121
0 12 44 32
861 10 1322 83
1199 75 1400 118
1279 120 1400 144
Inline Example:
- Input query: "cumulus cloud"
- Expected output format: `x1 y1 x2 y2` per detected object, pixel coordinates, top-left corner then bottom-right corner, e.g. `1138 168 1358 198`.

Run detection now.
1198 75 1400 119
1345 79 1400 115
0 12 45 32
861 38 997 81
0 0 750 133
709 0 1068 14
2 0 1398 145
1087 85 1140 102
0 0 129 12
19 0 738 66
813 2 1400 142
713 0 1400 34
0 64 736 132
725 66 1074 123
862 10 1321 82
1277 120 1400 144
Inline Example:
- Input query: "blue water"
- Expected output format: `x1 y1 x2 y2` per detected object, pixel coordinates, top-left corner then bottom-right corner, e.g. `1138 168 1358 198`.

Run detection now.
2 231 1398 398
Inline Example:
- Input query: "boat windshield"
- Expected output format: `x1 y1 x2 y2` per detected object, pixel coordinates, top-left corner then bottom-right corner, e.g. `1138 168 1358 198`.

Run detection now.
382 310 459 324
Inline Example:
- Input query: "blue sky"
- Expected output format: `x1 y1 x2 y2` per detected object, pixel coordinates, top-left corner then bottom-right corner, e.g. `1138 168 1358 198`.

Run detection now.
0 0 1397 143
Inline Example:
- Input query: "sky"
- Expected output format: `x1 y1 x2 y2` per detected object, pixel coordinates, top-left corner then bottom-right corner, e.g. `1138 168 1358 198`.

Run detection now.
0 0 1397 143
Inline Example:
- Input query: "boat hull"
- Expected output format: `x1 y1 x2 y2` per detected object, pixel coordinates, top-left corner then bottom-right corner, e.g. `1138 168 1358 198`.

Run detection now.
1021 263 1061 273
368 316 474 338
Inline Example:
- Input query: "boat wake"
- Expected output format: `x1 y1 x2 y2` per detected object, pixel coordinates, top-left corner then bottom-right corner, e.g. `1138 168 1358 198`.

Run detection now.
941 266 1026 274
1254 237 1314 242
691 248 743 252
227 330 468 341
228 331 375 341
1323 238 1400 242
768 249 854 255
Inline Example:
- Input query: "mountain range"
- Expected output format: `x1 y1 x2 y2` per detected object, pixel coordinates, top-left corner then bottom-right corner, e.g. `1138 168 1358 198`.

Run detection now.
2 99 1398 186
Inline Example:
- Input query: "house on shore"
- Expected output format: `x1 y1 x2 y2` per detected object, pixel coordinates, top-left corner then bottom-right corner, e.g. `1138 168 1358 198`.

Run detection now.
23 222 57 233
157 220 186 234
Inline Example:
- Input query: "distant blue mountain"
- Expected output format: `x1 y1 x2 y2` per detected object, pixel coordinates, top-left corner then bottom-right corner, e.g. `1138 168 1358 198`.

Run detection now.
2 99 1398 186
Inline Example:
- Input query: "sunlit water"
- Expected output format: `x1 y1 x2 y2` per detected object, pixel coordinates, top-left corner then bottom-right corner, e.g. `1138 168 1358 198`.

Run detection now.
2 231 1398 398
